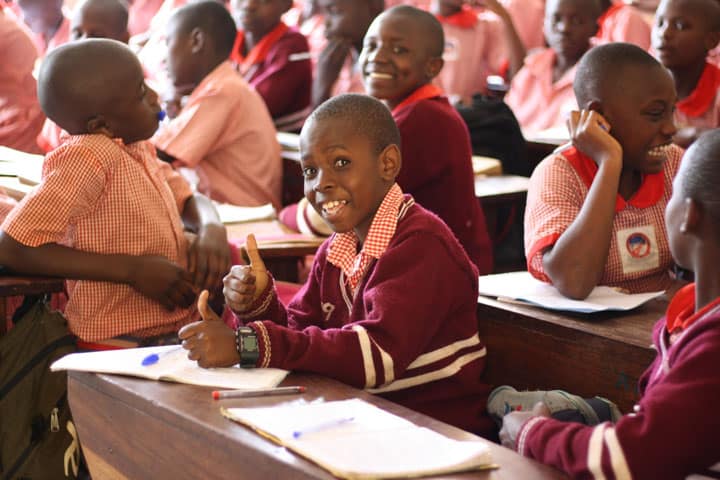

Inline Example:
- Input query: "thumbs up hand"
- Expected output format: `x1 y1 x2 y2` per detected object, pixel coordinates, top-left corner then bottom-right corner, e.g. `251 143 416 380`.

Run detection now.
178 290 239 368
223 234 270 314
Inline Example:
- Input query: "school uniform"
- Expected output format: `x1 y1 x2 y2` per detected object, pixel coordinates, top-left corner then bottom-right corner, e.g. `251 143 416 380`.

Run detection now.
36 118 65 153
1 134 195 342
525 145 682 293
595 1 651 50
231 23 312 131
500 0 545 50
0 9 44 153
674 62 720 131
153 61 282 209
515 283 720 479
505 48 579 136
128 0 164 37
392 84 493 274
234 184 494 437
434 7 507 104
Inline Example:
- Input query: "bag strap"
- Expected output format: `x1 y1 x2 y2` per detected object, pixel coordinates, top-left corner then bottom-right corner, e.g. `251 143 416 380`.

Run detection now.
0 334 76 401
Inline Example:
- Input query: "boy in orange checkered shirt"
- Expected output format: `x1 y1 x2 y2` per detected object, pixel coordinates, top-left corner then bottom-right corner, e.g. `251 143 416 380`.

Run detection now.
0 38 231 345
524 43 681 300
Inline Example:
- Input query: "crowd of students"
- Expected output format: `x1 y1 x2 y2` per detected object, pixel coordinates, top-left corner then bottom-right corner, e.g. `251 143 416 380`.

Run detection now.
2 0 720 477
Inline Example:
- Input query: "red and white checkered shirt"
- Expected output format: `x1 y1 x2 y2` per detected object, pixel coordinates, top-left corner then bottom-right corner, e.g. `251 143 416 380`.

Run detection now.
524 145 682 293
327 183 411 294
2 134 195 341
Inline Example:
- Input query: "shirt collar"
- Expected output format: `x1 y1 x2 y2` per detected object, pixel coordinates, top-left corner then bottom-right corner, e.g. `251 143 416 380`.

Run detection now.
676 63 720 118
435 5 478 29
231 22 289 75
561 146 665 212
391 84 445 116
327 184 409 291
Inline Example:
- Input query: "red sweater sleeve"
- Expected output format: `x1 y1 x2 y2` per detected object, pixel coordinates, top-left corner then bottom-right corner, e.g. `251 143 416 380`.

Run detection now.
250 231 479 389
519 323 720 479
251 32 312 119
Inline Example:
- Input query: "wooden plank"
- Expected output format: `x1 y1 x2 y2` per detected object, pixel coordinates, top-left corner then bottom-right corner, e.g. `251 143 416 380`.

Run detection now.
477 296 664 413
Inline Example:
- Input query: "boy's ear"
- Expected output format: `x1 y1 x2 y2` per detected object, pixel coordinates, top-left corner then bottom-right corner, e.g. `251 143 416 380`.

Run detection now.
425 56 444 80
680 197 701 234
378 144 402 181
585 100 604 116
190 27 205 54
86 115 114 138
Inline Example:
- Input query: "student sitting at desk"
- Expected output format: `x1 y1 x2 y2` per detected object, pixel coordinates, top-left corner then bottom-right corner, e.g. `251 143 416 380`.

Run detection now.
504 0 600 137
360 5 493 273
152 2 282 210
525 43 681 300
652 0 720 148
229 0 312 132
180 94 495 439
495 128 720 480
0 39 231 346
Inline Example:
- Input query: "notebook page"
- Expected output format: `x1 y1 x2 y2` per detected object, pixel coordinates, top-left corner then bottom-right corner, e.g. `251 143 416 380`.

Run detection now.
224 398 493 479
51 346 289 390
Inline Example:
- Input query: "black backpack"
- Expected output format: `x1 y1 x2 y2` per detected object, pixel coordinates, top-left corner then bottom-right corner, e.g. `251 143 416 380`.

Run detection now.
456 94 532 177
0 296 79 480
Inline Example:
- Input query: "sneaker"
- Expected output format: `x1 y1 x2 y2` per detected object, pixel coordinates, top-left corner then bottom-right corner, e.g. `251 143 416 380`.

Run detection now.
487 385 607 426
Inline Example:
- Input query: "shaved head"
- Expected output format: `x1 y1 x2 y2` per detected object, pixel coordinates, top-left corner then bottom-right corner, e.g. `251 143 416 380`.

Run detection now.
304 94 400 155
38 39 141 133
680 129 720 219
381 5 444 57
171 0 238 57
574 42 664 107
71 0 129 42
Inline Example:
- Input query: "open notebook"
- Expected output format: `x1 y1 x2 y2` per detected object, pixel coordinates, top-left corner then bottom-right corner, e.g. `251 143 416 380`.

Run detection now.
50 345 288 390
223 398 494 479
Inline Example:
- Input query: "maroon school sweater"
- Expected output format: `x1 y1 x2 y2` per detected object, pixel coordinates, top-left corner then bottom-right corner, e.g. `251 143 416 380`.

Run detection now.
236 198 494 437
517 302 720 479
393 96 493 274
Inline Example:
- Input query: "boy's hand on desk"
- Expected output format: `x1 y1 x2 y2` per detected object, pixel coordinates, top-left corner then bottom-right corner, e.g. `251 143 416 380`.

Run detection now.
179 290 239 368
128 256 196 310
223 234 268 314
567 110 622 168
499 402 551 450
187 224 232 293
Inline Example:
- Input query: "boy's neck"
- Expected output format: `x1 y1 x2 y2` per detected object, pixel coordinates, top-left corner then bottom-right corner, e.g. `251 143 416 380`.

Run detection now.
617 168 642 201
192 55 227 86
243 21 282 52
668 61 708 100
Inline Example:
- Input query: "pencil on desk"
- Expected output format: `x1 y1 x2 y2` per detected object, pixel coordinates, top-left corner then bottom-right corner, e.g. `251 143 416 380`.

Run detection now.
212 386 306 400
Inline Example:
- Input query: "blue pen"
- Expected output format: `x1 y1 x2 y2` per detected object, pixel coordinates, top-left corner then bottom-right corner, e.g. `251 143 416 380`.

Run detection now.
141 346 182 366
292 416 355 439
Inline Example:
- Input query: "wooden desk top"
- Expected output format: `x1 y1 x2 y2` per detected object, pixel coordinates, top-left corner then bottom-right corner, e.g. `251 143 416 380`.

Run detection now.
474 175 529 206
0 274 64 297
69 371 567 480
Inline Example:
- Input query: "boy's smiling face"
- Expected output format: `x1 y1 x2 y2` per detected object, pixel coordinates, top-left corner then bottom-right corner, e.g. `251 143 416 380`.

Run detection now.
600 64 677 174
359 11 443 110
652 0 720 69
299 117 399 243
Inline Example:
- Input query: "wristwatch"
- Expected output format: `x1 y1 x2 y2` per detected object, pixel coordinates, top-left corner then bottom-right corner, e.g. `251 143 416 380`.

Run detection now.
235 326 259 368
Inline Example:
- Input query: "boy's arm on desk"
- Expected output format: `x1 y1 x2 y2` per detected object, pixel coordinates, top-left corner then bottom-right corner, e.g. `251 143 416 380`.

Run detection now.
0 232 196 310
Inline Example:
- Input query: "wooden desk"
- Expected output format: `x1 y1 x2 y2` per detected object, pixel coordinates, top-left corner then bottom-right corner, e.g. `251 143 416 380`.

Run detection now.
0 275 65 335
226 221 323 282
477 295 665 413
68 371 567 480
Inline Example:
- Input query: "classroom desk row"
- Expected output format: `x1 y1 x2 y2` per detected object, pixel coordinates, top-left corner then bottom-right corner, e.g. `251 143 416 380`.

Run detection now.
68 370 568 479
